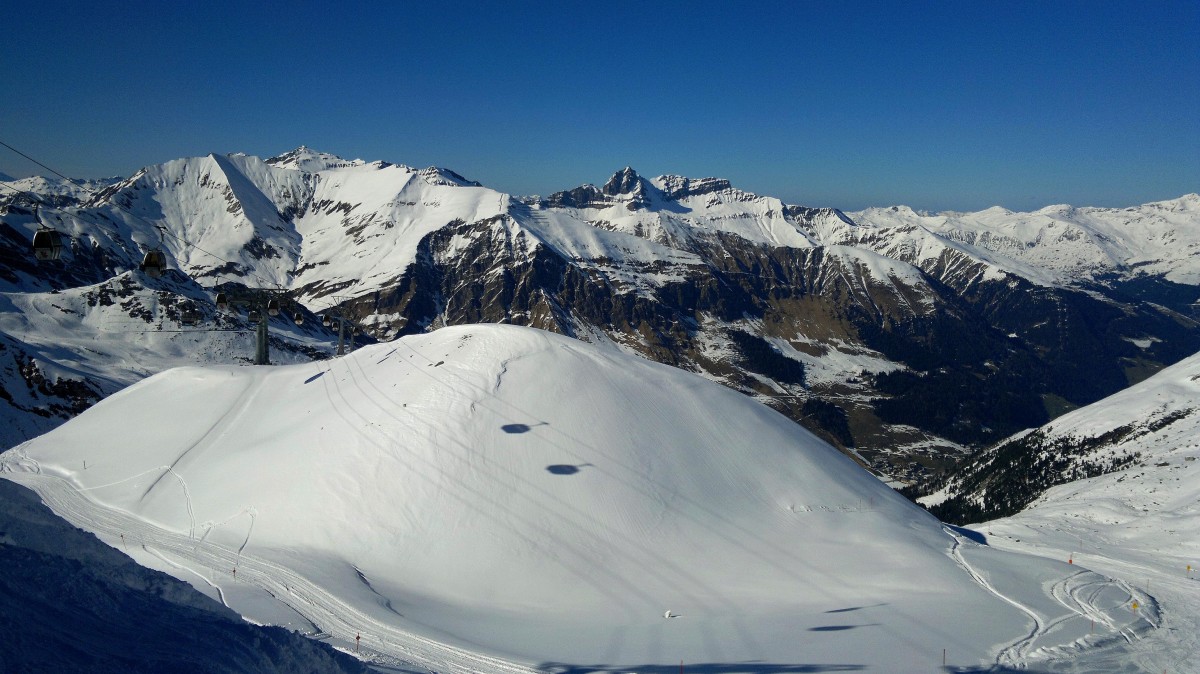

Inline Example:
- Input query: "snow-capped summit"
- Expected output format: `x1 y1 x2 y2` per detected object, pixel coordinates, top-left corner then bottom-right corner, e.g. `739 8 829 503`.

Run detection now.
850 195 1200 285
601 166 645 196
265 146 365 172
415 165 482 187
0 174 120 207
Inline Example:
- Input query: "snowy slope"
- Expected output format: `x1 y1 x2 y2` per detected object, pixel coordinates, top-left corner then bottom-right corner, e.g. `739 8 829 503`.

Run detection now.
948 351 1200 672
0 479 369 674
0 325 1151 672
0 271 332 448
925 349 1200 525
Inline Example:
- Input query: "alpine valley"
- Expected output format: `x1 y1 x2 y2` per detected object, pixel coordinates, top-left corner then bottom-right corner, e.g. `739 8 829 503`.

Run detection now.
3 147 1200 485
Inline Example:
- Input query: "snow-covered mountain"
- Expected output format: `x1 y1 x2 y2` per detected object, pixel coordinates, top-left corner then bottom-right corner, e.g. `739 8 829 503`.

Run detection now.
0 325 1157 672
850 195 1200 286
923 346 1200 525
3 148 1199 483
917 347 1200 671
0 174 120 207
0 271 333 445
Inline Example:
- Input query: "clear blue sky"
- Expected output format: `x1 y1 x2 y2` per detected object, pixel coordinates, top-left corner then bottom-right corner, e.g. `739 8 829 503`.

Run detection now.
1 1 1197 211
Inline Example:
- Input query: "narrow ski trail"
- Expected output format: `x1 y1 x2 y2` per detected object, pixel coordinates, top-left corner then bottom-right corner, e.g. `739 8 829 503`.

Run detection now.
945 530 1046 664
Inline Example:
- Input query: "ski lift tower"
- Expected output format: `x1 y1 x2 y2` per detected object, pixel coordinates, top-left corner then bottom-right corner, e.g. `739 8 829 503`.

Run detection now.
214 286 304 365
317 295 368 357
320 308 361 356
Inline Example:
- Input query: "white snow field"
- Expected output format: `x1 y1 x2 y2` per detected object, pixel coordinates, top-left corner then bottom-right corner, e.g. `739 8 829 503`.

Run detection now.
974 352 1200 673
0 325 1156 672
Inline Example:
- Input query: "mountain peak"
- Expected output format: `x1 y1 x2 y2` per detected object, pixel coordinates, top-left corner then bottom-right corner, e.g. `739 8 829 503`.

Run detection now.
1147 192 1200 212
601 166 644 196
417 166 483 188
265 146 363 172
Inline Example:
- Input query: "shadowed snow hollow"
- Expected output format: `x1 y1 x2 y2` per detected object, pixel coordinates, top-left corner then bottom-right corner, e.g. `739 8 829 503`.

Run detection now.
3 325 1133 671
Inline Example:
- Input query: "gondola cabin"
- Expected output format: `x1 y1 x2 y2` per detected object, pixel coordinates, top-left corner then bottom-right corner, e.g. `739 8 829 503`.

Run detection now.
140 249 167 277
180 304 201 326
32 228 64 261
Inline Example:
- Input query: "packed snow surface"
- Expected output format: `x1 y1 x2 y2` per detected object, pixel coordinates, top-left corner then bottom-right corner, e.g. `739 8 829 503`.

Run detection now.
976 350 1200 672
0 325 1156 672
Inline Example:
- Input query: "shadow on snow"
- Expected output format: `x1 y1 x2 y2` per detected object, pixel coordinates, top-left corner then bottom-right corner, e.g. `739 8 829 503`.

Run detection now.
502 421 549 434
945 524 988 545
545 463 594 475
822 604 886 614
538 664 865 673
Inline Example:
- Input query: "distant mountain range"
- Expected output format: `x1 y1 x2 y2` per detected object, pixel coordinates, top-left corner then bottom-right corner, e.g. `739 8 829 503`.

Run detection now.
3 147 1198 484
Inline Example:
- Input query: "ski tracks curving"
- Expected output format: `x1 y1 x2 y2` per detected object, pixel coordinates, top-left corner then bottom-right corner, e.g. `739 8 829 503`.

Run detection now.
946 527 1156 668
945 531 1045 664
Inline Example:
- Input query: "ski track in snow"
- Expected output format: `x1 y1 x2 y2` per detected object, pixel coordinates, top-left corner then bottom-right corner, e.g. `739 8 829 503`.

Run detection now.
137 374 260 539
142 543 231 609
165 466 196 539
1046 570 1155 648
2 468 542 674
945 527 1160 669
946 530 1046 664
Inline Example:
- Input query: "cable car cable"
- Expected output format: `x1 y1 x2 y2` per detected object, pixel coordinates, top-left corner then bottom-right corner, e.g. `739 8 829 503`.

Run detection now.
1 140 286 291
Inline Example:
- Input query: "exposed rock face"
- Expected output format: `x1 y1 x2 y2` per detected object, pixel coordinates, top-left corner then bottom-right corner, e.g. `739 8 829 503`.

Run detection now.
543 184 610 210
602 166 644 196
657 175 734 200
